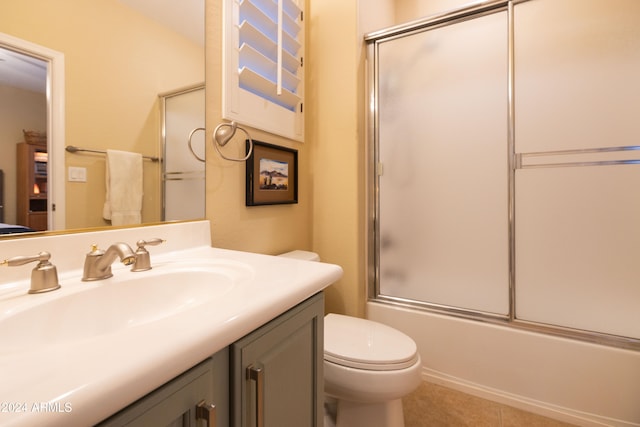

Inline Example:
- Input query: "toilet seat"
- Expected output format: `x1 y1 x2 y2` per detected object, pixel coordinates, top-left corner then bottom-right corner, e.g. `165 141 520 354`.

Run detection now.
324 314 419 371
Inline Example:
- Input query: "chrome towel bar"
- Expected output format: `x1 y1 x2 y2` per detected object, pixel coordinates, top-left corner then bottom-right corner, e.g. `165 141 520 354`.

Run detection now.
65 145 160 162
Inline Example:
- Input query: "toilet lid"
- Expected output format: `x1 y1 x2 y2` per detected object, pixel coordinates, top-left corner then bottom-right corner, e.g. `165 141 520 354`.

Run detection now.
324 314 419 371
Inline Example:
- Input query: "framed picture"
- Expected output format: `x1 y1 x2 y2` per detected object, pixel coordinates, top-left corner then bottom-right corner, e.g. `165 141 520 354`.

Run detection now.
245 140 298 206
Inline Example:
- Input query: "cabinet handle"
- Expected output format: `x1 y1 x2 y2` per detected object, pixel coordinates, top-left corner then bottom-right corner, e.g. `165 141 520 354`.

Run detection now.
196 400 216 427
247 365 264 427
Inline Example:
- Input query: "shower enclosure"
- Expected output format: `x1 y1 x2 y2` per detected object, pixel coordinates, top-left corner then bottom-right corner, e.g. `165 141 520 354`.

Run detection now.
367 0 640 348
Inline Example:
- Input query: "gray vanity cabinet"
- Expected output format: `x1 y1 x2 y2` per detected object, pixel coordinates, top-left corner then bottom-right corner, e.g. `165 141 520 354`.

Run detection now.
98 349 229 427
97 292 323 427
231 293 324 427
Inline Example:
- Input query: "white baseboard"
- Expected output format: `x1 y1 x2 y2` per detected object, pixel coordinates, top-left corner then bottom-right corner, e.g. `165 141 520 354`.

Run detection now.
422 368 637 427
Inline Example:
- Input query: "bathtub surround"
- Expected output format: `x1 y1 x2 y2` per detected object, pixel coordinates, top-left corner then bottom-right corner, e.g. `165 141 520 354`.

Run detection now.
369 302 640 426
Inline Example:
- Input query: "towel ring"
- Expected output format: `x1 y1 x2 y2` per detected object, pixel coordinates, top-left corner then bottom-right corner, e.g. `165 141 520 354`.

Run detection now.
212 121 253 162
187 127 206 162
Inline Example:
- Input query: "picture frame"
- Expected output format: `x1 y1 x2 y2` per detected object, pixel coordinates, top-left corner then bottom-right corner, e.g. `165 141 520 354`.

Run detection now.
245 140 298 206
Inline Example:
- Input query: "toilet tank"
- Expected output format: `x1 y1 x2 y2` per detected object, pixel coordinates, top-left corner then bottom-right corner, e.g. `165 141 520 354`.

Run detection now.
278 250 320 262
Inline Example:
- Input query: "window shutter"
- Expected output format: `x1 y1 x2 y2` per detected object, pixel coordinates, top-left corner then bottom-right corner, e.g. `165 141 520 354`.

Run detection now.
223 0 304 142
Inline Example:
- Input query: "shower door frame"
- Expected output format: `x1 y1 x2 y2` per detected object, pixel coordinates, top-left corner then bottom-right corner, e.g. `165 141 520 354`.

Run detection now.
365 0 640 351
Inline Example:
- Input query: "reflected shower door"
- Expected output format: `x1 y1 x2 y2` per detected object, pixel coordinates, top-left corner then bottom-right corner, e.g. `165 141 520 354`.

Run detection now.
162 86 205 221
377 10 510 315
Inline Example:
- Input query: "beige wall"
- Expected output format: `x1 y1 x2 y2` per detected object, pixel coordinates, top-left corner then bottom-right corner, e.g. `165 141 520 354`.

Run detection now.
204 0 388 317
204 0 366 317
204 0 312 256
204 0 367 316
307 0 364 316
395 0 472 21
1 0 203 229
0 86 47 224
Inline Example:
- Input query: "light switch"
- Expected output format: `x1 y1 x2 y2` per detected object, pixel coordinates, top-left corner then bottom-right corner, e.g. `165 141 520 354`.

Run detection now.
68 166 87 182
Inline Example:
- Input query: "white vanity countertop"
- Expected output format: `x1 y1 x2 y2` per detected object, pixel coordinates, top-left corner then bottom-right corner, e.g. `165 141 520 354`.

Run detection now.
0 221 343 426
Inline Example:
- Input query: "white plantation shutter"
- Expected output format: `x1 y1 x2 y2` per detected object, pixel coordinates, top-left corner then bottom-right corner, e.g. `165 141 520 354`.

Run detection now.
223 0 304 141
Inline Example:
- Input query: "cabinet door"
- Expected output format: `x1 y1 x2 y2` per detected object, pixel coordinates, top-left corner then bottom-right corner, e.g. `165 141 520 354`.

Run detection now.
231 293 324 427
98 357 220 427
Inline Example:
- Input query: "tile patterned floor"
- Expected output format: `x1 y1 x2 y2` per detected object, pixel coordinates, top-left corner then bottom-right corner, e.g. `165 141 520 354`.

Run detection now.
403 382 577 427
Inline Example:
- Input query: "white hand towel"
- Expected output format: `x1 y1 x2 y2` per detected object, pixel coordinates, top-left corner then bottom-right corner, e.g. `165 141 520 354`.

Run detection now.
103 149 143 226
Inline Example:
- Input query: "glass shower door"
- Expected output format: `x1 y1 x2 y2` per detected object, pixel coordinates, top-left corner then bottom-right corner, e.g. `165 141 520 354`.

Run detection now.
375 10 510 316
513 0 640 339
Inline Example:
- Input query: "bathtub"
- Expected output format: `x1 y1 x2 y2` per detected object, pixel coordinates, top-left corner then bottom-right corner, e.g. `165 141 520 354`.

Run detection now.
367 301 640 427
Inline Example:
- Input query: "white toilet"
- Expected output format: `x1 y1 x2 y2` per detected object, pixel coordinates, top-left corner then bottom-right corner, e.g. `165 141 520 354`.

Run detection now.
279 251 422 427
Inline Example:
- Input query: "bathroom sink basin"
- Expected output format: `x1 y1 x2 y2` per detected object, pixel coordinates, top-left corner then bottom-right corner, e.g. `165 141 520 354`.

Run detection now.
0 260 252 355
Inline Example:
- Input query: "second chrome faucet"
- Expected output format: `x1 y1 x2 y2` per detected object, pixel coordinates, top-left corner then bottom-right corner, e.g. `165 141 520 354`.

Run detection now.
82 239 165 281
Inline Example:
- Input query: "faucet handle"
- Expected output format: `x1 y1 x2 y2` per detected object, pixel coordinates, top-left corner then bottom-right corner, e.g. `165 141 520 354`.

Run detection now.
136 238 165 249
1 251 61 294
131 238 165 272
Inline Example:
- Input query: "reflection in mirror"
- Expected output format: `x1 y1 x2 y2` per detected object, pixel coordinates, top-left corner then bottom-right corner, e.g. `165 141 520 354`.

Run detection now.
0 0 204 237
161 84 205 221
0 48 47 234
0 34 65 235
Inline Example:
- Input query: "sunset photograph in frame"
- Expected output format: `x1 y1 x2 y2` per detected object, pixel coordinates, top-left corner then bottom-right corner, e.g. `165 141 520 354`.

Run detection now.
245 140 298 206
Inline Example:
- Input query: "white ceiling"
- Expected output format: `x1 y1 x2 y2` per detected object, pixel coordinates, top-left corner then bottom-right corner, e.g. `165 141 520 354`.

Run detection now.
0 48 47 93
0 0 204 94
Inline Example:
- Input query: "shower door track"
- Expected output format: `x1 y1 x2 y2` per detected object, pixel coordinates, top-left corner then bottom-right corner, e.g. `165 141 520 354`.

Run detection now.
365 0 640 351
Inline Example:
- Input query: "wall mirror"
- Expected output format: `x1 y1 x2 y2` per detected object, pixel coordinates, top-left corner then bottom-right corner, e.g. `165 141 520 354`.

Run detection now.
0 0 204 238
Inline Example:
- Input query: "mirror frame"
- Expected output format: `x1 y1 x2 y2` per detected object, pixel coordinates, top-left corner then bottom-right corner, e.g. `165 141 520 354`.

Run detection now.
0 32 65 231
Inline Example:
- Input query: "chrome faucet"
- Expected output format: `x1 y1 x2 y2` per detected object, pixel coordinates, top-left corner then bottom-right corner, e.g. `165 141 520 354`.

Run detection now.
82 242 136 281
1 251 61 294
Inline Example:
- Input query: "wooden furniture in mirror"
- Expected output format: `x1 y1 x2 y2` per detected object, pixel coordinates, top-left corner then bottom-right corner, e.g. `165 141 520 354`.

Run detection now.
16 140 48 231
